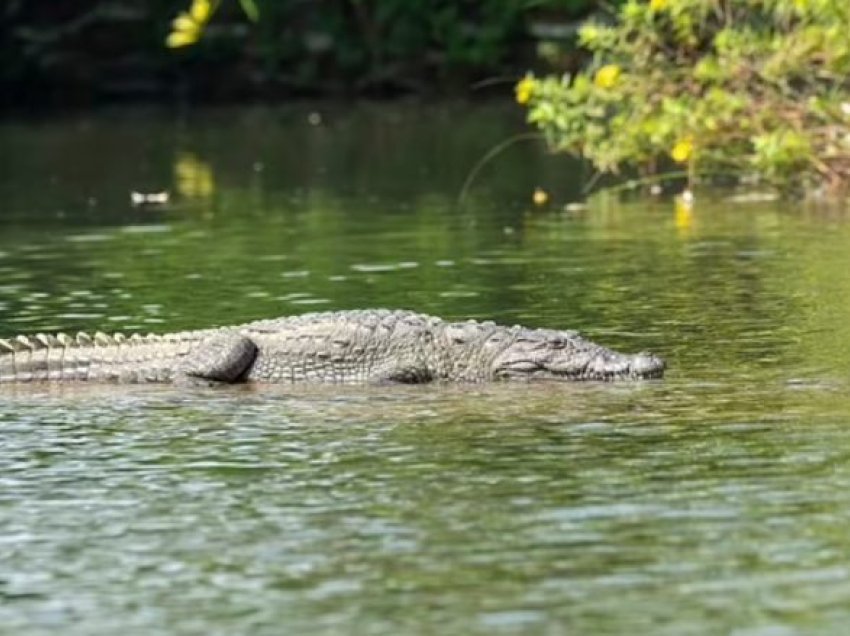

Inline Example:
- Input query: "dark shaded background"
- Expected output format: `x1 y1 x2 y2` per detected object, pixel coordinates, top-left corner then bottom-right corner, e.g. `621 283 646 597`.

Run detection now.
1 0 605 110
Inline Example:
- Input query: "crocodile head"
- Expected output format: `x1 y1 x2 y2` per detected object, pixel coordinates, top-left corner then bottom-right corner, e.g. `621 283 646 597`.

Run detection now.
490 328 665 381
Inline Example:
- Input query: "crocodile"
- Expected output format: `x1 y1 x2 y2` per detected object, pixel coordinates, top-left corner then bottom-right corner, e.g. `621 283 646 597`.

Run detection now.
0 309 665 385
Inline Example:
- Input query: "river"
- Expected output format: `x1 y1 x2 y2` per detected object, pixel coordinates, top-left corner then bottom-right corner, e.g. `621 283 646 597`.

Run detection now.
1 104 850 635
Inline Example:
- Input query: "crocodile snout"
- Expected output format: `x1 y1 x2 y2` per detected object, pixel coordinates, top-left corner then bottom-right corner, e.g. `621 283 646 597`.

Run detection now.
629 352 666 379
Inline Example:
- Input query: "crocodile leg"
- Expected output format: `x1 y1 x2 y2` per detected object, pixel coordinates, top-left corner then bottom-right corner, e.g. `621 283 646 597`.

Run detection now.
175 333 257 385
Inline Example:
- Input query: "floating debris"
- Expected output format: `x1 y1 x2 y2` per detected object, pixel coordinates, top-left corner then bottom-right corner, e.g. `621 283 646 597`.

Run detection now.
130 191 170 207
532 187 549 206
725 191 779 203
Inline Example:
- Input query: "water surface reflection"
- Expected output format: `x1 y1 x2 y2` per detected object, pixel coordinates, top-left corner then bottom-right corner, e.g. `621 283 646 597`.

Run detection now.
2 106 850 634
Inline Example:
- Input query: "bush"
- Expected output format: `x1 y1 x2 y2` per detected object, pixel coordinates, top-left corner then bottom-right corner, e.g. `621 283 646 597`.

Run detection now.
518 0 850 195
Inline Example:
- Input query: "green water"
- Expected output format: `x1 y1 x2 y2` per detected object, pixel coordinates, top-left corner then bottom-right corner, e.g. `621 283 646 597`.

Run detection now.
2 105 850 635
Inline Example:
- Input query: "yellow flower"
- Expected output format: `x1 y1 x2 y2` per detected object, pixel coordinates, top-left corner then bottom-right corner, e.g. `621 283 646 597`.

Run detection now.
190 0 212 24
594 65 621 89
166 28 200 48
515 75 535 105
166 0 213 48
670 138 694 163
172 14 197 32
532 187 549 206
650 0 669 11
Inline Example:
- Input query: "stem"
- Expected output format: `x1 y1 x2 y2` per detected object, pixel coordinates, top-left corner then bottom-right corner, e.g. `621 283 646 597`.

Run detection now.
457 133 544 204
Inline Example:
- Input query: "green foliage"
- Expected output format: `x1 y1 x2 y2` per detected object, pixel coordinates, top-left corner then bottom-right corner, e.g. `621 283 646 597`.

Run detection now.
164 0 607 91
220 0 534 87
3 0 606 105
519 0 850 194
237 0 259 22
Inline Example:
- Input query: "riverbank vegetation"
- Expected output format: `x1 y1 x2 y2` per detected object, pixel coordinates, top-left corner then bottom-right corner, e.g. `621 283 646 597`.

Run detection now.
2 0 598 107
517 0 850 195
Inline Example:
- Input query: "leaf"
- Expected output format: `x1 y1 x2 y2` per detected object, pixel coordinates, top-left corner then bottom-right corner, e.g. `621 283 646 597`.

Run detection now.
238 0 260 22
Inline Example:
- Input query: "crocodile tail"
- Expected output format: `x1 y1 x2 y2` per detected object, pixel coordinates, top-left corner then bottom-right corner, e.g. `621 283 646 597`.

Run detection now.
0 333 85 382
0 331 161 383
